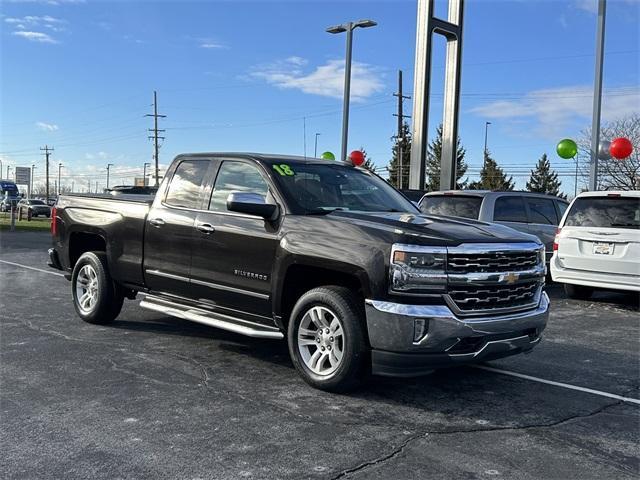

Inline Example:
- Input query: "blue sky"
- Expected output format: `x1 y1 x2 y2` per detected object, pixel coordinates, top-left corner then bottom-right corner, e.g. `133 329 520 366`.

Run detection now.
1 0 638 195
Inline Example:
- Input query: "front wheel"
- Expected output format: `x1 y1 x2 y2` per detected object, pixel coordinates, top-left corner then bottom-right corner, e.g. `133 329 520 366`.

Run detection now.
71 252 124 324
287 286 368 392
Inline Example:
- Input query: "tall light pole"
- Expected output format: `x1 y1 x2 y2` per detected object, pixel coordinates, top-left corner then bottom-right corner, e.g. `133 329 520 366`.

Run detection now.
57 163 63 195
31 165 36 198
589 0 606 191
314 133 321 158
326 19 377 162
143 162 151 186
106 163 114 190
483 121 491 170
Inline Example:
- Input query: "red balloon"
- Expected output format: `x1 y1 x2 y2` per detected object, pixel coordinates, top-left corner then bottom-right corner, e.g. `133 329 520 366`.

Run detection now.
349 150 365 166
609 137 633 160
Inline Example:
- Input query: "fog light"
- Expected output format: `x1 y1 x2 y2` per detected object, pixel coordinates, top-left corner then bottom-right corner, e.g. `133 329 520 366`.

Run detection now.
413 318 428 343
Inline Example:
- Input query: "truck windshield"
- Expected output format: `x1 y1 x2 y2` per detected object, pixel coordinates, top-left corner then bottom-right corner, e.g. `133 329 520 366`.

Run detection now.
564 196 640 229
420 195 482 219
270 163 417 214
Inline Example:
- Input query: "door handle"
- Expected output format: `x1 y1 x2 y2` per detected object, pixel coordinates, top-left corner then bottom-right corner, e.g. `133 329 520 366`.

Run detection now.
149 218 165 227
196 223 215 234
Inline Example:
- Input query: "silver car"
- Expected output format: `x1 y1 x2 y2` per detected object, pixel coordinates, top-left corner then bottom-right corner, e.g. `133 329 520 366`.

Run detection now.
419 190 569 264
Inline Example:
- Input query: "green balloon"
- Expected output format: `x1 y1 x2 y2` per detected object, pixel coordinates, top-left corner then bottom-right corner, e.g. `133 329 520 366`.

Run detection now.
320 151 335 160
556 139 578 159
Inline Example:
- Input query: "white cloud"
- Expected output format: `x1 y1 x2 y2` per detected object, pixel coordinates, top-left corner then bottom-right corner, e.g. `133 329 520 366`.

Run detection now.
200 42 226 49
13 31 58 43
470 85 640 138
251 57 385 101
36 121 59 131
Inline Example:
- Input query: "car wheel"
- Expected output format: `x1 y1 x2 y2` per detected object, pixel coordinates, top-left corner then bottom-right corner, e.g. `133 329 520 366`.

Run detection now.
45 213 50 218
564 284 593 300
71 252 124 324
287 286 368 392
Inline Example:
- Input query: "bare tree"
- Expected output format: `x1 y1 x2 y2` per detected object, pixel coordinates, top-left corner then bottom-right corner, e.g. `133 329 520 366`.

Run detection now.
579 114 640 190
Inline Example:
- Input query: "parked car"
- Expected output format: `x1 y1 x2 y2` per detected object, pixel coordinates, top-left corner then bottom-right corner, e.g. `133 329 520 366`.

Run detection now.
17 199 51 217
1 179 21 212
551 191 640 298
49 153 548 391
419 190 569 264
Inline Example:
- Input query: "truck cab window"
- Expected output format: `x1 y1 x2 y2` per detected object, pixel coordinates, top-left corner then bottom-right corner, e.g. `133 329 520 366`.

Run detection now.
526 197 558 225
209 161 269 212
164 160 210 209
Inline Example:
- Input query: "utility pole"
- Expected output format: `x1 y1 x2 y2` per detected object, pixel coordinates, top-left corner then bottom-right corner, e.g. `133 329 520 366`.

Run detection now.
106 163 114 189
58 163 63 195
40 145 53 201
483 121 491 170
146 91 166 187
393 70 411 189
314 133 321 158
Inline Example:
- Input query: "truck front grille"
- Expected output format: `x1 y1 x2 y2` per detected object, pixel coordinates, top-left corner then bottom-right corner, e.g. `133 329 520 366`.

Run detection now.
447 251 539 274
447 280 541 314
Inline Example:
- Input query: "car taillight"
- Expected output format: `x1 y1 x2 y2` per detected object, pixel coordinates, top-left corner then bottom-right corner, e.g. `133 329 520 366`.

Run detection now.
51 207 57 236
553 227 561 251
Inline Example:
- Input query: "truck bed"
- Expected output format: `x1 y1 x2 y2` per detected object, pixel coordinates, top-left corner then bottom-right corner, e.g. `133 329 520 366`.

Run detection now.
55 193 152 286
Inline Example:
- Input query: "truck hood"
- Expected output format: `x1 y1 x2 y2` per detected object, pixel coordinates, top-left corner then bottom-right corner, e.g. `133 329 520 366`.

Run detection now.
328 211 538 245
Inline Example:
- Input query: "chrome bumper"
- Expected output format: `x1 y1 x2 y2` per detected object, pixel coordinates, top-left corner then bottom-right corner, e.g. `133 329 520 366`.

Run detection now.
365 293 549 377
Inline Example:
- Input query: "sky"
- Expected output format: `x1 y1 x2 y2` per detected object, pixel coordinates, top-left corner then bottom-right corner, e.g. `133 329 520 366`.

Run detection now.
1 0 639 196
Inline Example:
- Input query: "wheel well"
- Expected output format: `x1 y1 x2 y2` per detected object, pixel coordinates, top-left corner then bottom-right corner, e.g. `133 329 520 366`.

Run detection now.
279 264 365 328
69 232 106 268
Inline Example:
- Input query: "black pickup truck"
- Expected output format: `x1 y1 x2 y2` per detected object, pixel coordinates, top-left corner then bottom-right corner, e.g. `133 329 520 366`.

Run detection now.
49 153 549 391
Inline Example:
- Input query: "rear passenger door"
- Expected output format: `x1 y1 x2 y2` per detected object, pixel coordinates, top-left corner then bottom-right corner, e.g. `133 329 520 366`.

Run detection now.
143 158 214 298
492 195 530 236
524 196 559 260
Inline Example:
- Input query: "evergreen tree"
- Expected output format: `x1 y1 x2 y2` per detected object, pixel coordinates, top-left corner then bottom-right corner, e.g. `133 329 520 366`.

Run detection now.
468 151 515 191
425 124 468 191
387 122 411 188
358 148 376 172
526 153 565 198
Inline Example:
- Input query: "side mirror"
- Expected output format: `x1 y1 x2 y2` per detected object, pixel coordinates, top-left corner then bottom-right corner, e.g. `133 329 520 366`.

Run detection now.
226 192 278 220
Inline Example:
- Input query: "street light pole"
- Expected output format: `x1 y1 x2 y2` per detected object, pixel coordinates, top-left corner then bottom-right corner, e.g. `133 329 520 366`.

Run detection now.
106 163 114 190
314 133 321 158
7 165 12 178
31 165 36 198
58 163 63 195
483 121 491 170
589 0 606 191
327 19 377 162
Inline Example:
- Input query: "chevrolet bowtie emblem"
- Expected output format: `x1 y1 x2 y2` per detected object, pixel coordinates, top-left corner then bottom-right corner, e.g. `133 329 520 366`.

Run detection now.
503 272 519 284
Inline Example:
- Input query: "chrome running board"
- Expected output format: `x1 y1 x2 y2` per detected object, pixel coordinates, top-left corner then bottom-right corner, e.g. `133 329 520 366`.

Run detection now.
140 295 284 340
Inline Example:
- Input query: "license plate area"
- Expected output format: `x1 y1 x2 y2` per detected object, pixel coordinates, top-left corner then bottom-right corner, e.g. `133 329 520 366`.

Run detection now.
592 242 614 255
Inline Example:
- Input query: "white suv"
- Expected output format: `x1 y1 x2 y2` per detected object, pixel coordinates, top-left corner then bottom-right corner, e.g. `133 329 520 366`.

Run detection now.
551 191 640 298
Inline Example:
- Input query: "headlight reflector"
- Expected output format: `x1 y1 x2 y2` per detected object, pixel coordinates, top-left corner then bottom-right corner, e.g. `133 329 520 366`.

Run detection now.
389 244 447 294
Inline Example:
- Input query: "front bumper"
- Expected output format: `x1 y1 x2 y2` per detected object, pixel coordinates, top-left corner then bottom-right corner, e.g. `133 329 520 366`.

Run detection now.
365 293 549 377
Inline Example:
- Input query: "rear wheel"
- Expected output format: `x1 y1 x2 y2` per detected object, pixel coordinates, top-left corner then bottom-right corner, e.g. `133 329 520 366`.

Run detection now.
564 283 593 300
287 286 368 392
71 252 124 324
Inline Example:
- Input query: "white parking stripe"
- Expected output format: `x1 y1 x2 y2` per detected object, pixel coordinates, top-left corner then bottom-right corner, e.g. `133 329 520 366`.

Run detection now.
475 365 640 405
0 259 65 277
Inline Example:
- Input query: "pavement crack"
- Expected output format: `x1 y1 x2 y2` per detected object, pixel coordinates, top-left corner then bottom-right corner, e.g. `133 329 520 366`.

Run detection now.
330 432 427 480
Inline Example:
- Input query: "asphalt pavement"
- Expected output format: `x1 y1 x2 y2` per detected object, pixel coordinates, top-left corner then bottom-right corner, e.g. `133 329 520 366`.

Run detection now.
1 231 638 479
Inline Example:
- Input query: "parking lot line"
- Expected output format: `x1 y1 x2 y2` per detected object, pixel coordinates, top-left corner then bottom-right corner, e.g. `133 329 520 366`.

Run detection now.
0 259 65 277
475 365 640 405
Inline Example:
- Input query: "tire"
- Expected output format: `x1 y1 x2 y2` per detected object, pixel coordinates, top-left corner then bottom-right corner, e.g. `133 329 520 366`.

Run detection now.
71 252 124 324
287 286 368 392
564 283 593 300
45 213 50 218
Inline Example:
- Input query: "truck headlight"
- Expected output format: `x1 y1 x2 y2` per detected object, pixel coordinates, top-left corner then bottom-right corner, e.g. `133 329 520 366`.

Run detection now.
389 244 447 294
